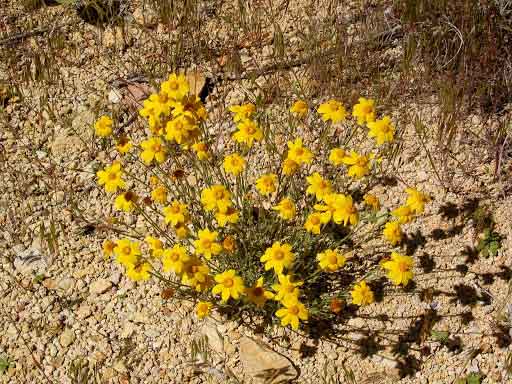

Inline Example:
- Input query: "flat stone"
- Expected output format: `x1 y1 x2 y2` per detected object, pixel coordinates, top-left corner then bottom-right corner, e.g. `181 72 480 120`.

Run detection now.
239 336 297 384
201 321 224 354
89 279 112 294
59 328 75 348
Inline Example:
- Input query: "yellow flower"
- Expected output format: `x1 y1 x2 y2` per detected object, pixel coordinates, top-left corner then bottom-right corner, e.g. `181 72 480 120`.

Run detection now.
383 221 402 246
102 240 115 257
317 249 346 272
116 135 132 154
215 207 239 227
271 274 302 302
256 173 278 196
222 236 236 253
191 142 210 160
181 257 211 291
260 242 295 275
381 252 414 286
306 172 332 201
341 151 370 179
97 162 126 193
328 148 346 166
246 277 274 307
367 115 395 145
272 198 296 220
114 191 138 212
165 115 197 144
140 137 167 165
351 280 374 306
94 115 113 137
275 297 308 330
163 200 189 226
212 269 245 302
364 194 380 211
232 119 263 147
114 239 141 267
160 73 189 100
201 185 232 212
196 301 213 319
352 97 376 125
391 205 415 224
194 229 222 260
151 185 167 204
162 244 190 274
229 103 256 122
282 158 299 176
405 188 430 214
126 262 152 281
317 100 347 123
145 236 164 258
314 193 358 226
304 212 326 234
286 138 312 165
223 153 246 176
174 223 189 239
290 100 308 117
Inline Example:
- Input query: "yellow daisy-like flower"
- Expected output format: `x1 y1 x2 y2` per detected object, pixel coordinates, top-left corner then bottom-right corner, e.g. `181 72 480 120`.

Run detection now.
306 172 332 201
181 257 210 292
94 115 113 137
381 252 414 286
165 115 197 144
116 135 132 154
352 97 376 125
212 269 245 302
97 162 126 193
173 223 189 239
200 185 232 212
232 119 263 147
341 151 370 179
246 277 274 307
113 239 141 267
102 240 115 258
364 194 380 211
160 73 189 100
215 207 239 227
140 137 167 165
272 197 296 220
194 229 222 260
391 205 415 224
317 249 346 272
196 301 213 319
271 274 303 302
286 138 313 165
145 235 164 258
290 100 308 117
383 221 402 246
282 158 299 176
275 297 308 330
328 148 346 166
163 200 189 226
314 193 358 226
162 244 190 274
304 212 327 234
191 142 210 160
367 115 395 145
229 103 256 122
151 185 167 204
351 280 374 306
223 153 246 176
114 191 138 212
317 100 347 123
405 187 430 214
260 242 295 275
255 173 278 196
126 262 152 281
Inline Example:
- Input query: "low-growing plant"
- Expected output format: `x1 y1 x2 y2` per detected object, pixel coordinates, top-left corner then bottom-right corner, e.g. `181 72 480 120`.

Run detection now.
94 73 430 331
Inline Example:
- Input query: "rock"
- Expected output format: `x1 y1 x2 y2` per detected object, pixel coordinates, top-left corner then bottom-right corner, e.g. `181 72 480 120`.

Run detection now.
110 271 122 285
77 304 92 319
108 89 122 104
113 360 127 374
50 135 83 159
201 321 224 354
59 329 75 348
42 279 57 290
239 337 297 383
58 277 75 292
120 322 137 338
89 279 112 294
13 247 47 275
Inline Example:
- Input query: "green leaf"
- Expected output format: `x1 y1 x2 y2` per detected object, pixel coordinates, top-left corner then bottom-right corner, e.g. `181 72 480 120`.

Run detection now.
430 329 449 343
466 373 482 384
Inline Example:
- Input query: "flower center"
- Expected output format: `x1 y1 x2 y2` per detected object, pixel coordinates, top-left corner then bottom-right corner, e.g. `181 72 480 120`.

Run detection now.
274 250 285 260
295 148 304 156
201 239 212 249
285 285 294 293
170 205 181 214
170 252 180 261
289 306 299 315
214 190 225 199
253 287 264 296
224 278 234 288
327 254 338 265
122 246 131 255
108 172 118 180
169 81 179 90
356 158 367 167
246 125 256 134
152 143 161 152
398 262 409 272
311 216 320 225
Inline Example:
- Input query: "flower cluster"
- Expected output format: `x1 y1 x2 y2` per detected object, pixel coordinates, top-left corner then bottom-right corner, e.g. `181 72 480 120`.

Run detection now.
94 74 430 332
